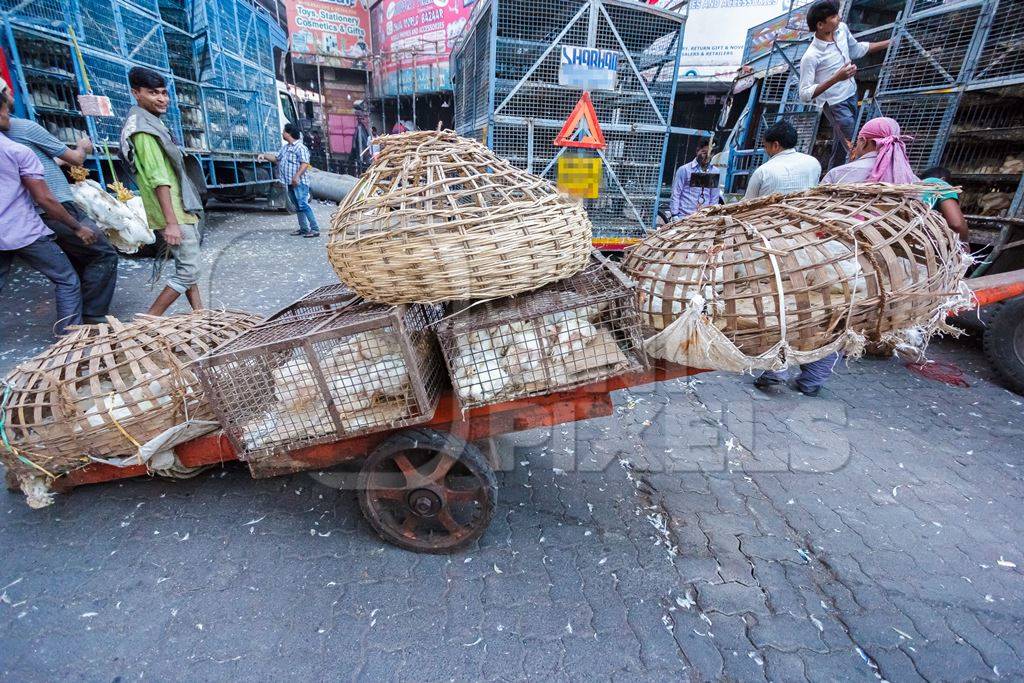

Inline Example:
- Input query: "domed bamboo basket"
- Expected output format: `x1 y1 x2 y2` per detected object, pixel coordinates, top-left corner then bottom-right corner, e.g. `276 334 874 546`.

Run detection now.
1 310 260 483
327 130 592 304
622 184 971 370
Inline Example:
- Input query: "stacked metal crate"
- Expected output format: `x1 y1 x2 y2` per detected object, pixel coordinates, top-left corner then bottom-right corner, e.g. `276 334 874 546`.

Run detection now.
192 0 280 154
1 0 284 188
862 0 1024 220
452 0 707 245
722 0 899 195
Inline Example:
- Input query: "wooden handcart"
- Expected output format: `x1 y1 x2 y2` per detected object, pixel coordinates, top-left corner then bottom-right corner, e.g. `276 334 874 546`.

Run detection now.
4 361 698 554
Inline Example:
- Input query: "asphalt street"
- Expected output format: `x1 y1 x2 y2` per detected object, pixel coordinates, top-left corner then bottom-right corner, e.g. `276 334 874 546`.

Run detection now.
1 206 1022 681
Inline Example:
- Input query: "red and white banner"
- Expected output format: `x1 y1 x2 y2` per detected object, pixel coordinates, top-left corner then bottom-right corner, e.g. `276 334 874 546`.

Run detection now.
369 0 474 95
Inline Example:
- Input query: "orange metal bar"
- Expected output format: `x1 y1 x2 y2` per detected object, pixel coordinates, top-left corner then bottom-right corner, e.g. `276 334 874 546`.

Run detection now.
968 270 1024 308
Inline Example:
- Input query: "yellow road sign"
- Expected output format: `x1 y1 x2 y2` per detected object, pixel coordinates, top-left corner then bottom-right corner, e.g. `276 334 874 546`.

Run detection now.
557 156 602 199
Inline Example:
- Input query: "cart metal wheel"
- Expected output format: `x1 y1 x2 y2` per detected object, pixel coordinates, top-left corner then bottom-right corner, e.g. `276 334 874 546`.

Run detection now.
983 296 1024 395
357 428 497 554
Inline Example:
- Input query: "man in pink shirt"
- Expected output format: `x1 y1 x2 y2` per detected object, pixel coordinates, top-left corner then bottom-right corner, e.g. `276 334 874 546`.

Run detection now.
0 82 93 334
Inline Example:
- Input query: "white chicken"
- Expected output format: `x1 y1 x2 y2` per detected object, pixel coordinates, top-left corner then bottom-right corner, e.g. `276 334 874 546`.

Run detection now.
545 310 598 359
69 180 154 254
455 347 510 404
503 324 546 375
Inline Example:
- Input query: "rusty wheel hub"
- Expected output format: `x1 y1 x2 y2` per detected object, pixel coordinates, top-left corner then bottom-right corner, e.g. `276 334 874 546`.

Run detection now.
407 488 442 518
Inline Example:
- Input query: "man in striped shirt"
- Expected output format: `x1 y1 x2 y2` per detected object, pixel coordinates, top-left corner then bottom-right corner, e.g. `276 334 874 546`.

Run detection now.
3 90 117 322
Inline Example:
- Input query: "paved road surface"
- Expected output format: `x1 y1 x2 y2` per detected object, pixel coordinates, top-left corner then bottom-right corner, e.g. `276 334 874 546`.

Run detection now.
1 207 1022 680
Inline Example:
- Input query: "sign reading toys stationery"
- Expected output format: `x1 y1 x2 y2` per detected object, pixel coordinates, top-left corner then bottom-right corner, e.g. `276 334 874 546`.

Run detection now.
287 0 372 66
370 0 474 96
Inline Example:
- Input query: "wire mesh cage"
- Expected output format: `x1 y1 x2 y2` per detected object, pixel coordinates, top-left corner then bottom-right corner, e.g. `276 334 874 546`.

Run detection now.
80 53 135 144
1 0 69 27
452 0 686 241
754 108 821 155
265 283 356 322
877 3 984 94
121 4 171 70
79 0 122 55
435 252 647 410
972 0 1024 88
857 93 960 172
195 300 445 462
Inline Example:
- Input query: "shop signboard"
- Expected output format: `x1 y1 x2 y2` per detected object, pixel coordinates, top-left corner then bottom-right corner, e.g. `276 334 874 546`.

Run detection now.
559 46 619 91
287 0 372 67
678 0 792 81
369 0 474 96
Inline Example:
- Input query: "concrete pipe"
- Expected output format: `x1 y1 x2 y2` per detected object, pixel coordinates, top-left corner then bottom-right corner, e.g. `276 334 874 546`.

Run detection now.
307 170 359 204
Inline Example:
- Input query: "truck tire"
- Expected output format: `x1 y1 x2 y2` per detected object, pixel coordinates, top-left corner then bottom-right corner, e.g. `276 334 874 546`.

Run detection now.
983 296 1024 395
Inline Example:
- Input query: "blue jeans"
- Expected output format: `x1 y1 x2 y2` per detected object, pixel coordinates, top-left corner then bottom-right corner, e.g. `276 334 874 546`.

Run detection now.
760 352 840 392
0 234 82 334
826 95 858 172
288 184 320 235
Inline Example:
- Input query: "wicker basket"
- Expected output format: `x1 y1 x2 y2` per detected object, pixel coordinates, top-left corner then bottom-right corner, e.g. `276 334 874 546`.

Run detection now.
0 310 260 483
436 252 647 410
195 299 445 463
623 184 972 371
327 130 593 304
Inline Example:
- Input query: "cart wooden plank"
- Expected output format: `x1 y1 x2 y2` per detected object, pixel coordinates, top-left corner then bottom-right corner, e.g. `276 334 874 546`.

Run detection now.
37 362 702 493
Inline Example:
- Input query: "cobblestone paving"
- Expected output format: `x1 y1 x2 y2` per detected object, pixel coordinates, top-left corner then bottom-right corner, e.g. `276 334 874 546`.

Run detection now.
1 209 1022 680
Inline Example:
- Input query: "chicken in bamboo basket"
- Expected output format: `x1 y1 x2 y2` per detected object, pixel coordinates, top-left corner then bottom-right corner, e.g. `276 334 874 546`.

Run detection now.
1 310 260 507
327 130 592 304
622 184 973 372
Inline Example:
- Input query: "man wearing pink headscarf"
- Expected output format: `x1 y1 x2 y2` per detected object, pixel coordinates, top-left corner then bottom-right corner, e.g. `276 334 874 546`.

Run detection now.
822 116 920 185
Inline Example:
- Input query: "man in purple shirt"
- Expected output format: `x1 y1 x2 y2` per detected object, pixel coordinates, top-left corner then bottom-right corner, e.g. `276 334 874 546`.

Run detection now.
0 83 90 335
670 142 721 219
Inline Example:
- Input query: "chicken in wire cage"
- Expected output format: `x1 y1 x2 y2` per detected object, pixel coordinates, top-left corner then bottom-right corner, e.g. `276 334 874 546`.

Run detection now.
196 297 444 463
436 253 647 409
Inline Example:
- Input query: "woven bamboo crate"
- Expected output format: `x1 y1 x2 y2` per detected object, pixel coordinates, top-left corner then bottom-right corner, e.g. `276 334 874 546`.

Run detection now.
0 310 260 483
436 253 647 410
623 184 972 369
327 130 593 304
195 301 444 462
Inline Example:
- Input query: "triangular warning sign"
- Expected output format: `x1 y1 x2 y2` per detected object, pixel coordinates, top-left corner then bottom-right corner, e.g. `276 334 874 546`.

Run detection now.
554 92 606 150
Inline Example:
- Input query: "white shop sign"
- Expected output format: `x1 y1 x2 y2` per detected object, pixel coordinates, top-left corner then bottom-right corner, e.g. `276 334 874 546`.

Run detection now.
559 46 619 90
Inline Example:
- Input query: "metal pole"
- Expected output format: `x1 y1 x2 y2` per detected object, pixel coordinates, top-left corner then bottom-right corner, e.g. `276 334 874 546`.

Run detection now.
412 53 417 129
587 0 599 48
317 58 323 123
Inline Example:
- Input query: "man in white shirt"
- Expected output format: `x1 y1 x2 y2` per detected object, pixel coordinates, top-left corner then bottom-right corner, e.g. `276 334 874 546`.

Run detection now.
744 120 821 199
798 0 889 171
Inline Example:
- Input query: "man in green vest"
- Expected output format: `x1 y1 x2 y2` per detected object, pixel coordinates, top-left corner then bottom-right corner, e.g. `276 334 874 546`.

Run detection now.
119 66 206 315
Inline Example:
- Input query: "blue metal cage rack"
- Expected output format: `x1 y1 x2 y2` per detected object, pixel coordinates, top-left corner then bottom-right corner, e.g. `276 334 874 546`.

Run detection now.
1 0 286 195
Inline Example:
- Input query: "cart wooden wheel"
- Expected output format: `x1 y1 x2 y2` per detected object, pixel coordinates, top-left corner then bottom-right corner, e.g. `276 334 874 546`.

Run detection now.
357 428 497 553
